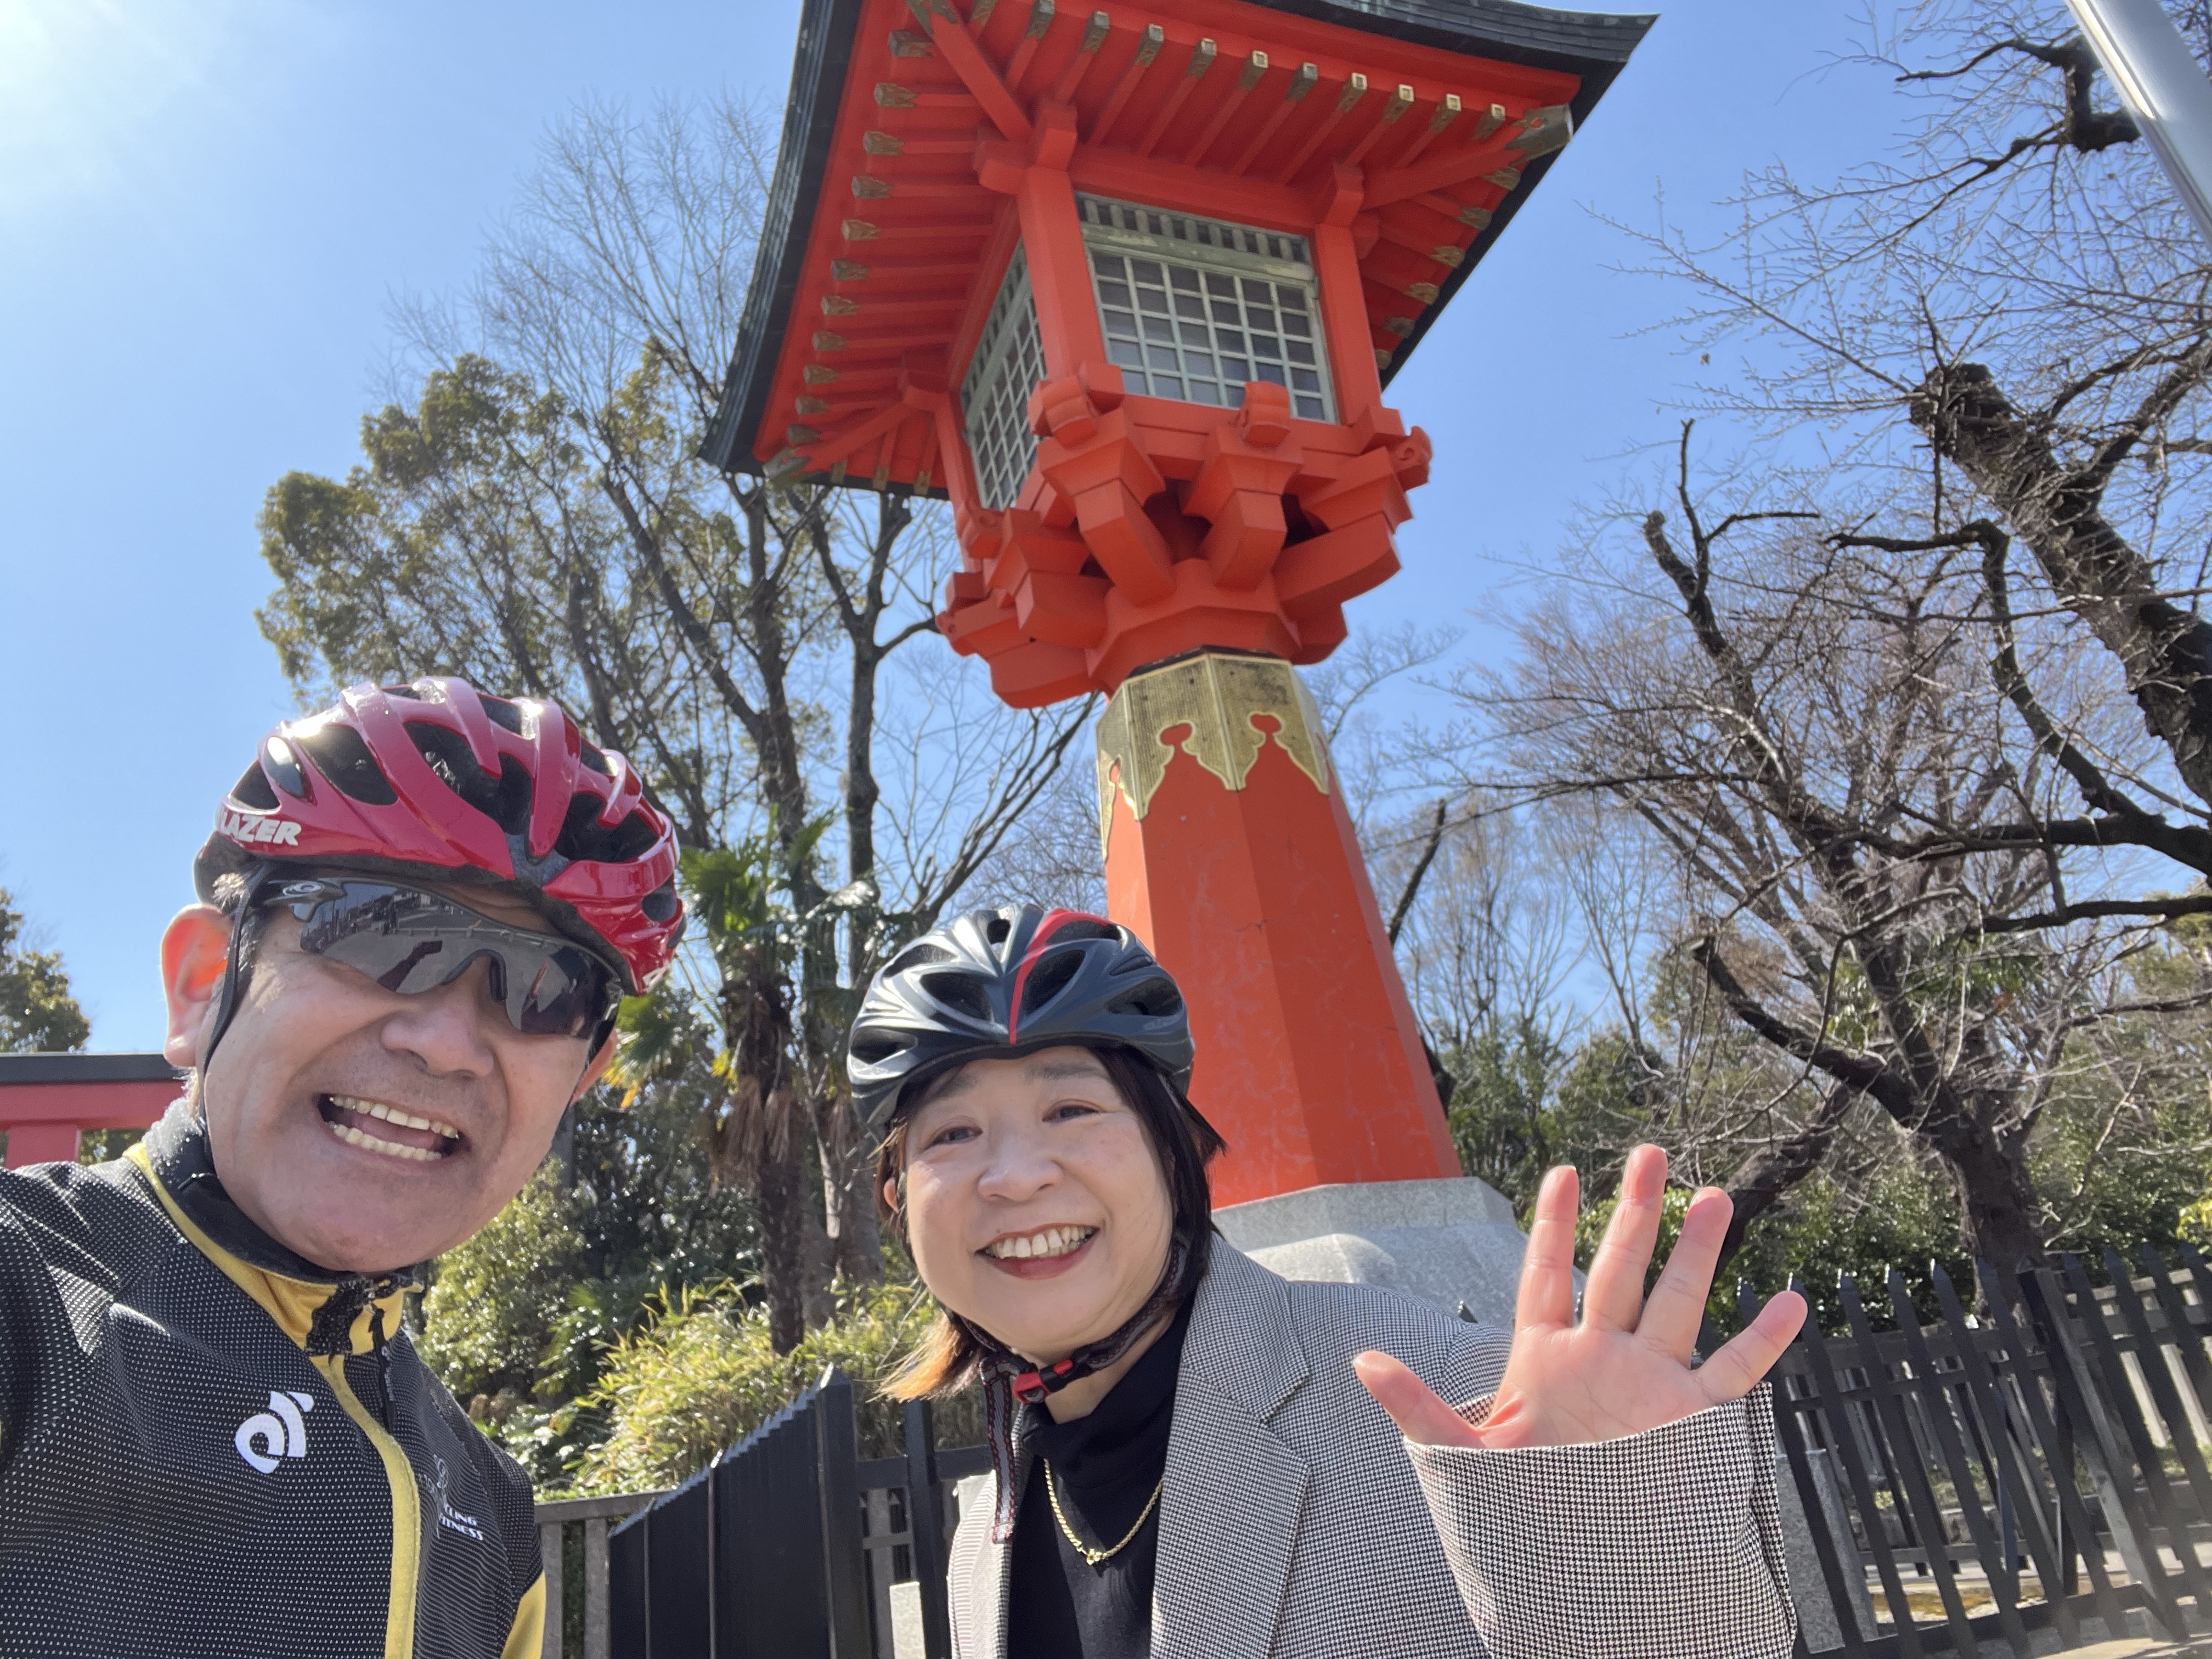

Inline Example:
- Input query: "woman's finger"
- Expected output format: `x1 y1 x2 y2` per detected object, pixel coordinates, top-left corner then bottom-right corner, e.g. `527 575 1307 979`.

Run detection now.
1693 1289 1809 1403
1635 1186 1731 1362
1582 1144 1667 1332
1353 1351 1487 1449
1514 1164 1579 1333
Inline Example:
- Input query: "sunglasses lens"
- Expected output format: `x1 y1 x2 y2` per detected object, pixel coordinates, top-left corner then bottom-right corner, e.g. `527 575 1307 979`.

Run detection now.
512 946 612 1038
285 883 614 1039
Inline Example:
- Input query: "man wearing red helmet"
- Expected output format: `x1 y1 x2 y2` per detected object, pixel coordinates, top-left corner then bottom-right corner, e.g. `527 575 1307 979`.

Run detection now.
0 679 684 1659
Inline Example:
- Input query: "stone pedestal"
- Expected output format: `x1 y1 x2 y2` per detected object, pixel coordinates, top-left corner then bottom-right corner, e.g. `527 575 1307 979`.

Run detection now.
1211 1175 1532 1326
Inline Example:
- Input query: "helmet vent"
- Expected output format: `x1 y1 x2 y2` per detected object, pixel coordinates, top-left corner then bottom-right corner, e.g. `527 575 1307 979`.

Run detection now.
556 796 657 865
1020 950 1084 1014
298 722 397 806
850 1031 909 1064
921 972 993 1023
229 762 280 811
579 743 613 777
1108 977 1184 1019
985 916 1011 944
407 722 532 833
642 881 679 924
479 695 527 736
381 684 425 701
1049 919 1119 944
885 942 956 977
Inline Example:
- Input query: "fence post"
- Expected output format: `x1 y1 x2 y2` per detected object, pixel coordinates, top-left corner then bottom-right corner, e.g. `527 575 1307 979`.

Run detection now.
540 1521 567 1659
815 1368 874 1659
902 1400 955 1659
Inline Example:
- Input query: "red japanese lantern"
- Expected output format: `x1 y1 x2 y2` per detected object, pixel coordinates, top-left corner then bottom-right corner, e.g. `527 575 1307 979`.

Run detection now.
709 0 1650 1207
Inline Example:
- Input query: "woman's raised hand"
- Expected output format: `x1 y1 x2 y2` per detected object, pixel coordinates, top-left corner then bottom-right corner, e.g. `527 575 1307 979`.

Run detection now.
1353 1144 1807 1449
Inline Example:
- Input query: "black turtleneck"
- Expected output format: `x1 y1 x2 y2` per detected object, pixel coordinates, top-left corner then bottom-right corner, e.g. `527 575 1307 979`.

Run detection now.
1007 1297 1192 1659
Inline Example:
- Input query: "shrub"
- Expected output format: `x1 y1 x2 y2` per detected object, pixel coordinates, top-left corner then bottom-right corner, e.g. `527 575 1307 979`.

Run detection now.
418 1164 584 1402
565 1274 977 1497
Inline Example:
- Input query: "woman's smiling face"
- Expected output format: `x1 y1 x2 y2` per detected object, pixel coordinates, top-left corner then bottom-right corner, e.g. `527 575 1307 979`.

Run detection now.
891 1045 1175 1364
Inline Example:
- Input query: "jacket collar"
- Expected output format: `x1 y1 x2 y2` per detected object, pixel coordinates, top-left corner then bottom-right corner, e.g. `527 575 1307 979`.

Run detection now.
1180 1233 1313 1421
1150 1237 1312 1659
132 1102 416 1357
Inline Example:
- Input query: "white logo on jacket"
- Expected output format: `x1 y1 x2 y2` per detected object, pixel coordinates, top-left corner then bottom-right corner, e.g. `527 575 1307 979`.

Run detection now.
235 1390 315 1473
218 809 302 847
432 1456 486 1541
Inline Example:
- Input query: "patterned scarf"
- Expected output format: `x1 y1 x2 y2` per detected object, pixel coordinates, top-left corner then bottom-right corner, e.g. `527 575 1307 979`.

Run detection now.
971 1237 1197 1543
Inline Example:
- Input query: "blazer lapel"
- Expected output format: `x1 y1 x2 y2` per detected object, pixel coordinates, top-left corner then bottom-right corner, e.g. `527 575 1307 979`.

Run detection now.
1150 1242 1314 1659
951 1431 1031 1659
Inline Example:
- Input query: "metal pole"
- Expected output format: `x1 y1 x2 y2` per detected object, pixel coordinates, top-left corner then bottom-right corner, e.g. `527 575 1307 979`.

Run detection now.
2066 0 2212 246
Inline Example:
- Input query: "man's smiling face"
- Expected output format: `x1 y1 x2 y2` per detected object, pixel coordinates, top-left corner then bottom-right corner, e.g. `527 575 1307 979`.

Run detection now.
162 883 612 1274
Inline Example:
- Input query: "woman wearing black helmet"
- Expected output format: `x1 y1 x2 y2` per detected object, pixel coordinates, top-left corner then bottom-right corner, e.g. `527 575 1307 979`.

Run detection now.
853 905 1805 1659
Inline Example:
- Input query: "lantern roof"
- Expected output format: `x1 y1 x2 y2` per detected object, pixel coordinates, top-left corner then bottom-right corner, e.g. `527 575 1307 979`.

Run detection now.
704 0 1653 490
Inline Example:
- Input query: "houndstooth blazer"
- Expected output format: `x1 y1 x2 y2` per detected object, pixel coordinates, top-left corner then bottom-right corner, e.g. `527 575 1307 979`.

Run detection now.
945 1238 1795 1659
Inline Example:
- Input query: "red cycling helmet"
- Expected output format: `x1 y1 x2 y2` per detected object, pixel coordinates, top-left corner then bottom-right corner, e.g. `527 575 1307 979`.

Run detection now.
194 678 682 994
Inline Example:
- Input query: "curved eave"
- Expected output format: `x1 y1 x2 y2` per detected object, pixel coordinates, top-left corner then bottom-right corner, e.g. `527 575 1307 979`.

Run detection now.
704 0 1657 479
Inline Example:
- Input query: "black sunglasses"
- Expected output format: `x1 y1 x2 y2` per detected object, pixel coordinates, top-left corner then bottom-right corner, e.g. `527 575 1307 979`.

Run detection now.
259 877 619 1040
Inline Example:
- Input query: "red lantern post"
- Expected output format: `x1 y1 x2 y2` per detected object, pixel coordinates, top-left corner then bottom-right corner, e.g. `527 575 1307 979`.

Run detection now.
708 0 1649 1218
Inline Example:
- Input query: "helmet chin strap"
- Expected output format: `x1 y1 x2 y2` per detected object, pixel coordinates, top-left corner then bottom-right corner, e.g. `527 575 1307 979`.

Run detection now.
972 1236 1196 1544
195 862 275 1099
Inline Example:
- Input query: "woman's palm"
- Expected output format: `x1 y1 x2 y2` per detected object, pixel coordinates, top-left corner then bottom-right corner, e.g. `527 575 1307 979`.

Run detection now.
1356 1146 1806 1451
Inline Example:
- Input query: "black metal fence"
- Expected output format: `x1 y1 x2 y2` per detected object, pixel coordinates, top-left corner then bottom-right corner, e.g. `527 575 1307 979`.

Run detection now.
603 1368 981 1659
591 1250 2212 1658
1765 1248 2212 1656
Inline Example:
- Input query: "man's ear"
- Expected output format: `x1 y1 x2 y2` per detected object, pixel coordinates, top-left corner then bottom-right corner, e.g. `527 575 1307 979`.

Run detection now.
162 906 233 1069
572 1030 620 1103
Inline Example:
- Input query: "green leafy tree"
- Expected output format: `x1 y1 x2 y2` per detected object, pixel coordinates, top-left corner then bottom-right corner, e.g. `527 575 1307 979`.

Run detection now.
0 887 89 1054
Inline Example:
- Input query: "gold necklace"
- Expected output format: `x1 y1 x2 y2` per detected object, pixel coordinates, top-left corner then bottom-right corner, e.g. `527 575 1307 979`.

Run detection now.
1043 1460 1164 1567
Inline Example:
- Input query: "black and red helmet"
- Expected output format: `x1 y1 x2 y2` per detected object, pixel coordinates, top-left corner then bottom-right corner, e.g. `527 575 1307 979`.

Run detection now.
848 904 1193 1130
195 678 681 993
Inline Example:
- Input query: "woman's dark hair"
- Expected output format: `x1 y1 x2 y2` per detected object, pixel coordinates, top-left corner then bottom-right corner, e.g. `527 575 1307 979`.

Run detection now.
875 1042 1226 1401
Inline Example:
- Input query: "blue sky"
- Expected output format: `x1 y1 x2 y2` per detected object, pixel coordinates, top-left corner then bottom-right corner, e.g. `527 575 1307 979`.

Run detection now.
0 0 1895 1049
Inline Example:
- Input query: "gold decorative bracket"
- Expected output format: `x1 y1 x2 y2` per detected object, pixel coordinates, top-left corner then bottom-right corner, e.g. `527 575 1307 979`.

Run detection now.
1095 653 1332 853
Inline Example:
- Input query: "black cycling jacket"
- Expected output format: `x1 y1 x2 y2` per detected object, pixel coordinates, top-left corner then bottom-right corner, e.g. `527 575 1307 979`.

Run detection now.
0 1103 543 1658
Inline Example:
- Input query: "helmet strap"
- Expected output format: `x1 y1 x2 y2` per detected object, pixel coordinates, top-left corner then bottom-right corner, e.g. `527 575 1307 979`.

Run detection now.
974 1235 1196 1543
196 861 276 1085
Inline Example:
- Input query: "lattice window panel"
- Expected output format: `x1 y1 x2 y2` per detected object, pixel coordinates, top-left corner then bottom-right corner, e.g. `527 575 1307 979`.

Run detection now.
960 247 1047 510
1078 194 1335 421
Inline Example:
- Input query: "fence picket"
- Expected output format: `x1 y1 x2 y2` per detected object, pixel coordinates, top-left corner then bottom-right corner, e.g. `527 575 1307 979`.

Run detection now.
1883 1268 2035 1655
2025 1265 2190 1639
1977 1262 2130 1636
2101 1249 2212 1543
2061 1255 2212 1623
1929 1262 2084 1647
1793 1276 1926 1655
1839 1272 1983 1654
1742 1284 1866 1658
2140 1248 2212 1446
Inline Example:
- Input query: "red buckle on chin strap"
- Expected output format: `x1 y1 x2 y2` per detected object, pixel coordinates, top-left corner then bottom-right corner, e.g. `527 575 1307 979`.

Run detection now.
1011 1358 1080 1404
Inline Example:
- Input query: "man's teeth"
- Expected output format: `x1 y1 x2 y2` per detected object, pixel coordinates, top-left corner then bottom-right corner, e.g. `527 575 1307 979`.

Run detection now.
985 1226 1096 1260
326 1120 448 1163
329 1095 460 1141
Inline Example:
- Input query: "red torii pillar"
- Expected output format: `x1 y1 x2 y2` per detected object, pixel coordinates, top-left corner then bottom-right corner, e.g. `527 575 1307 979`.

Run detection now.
0 1053 181 1169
